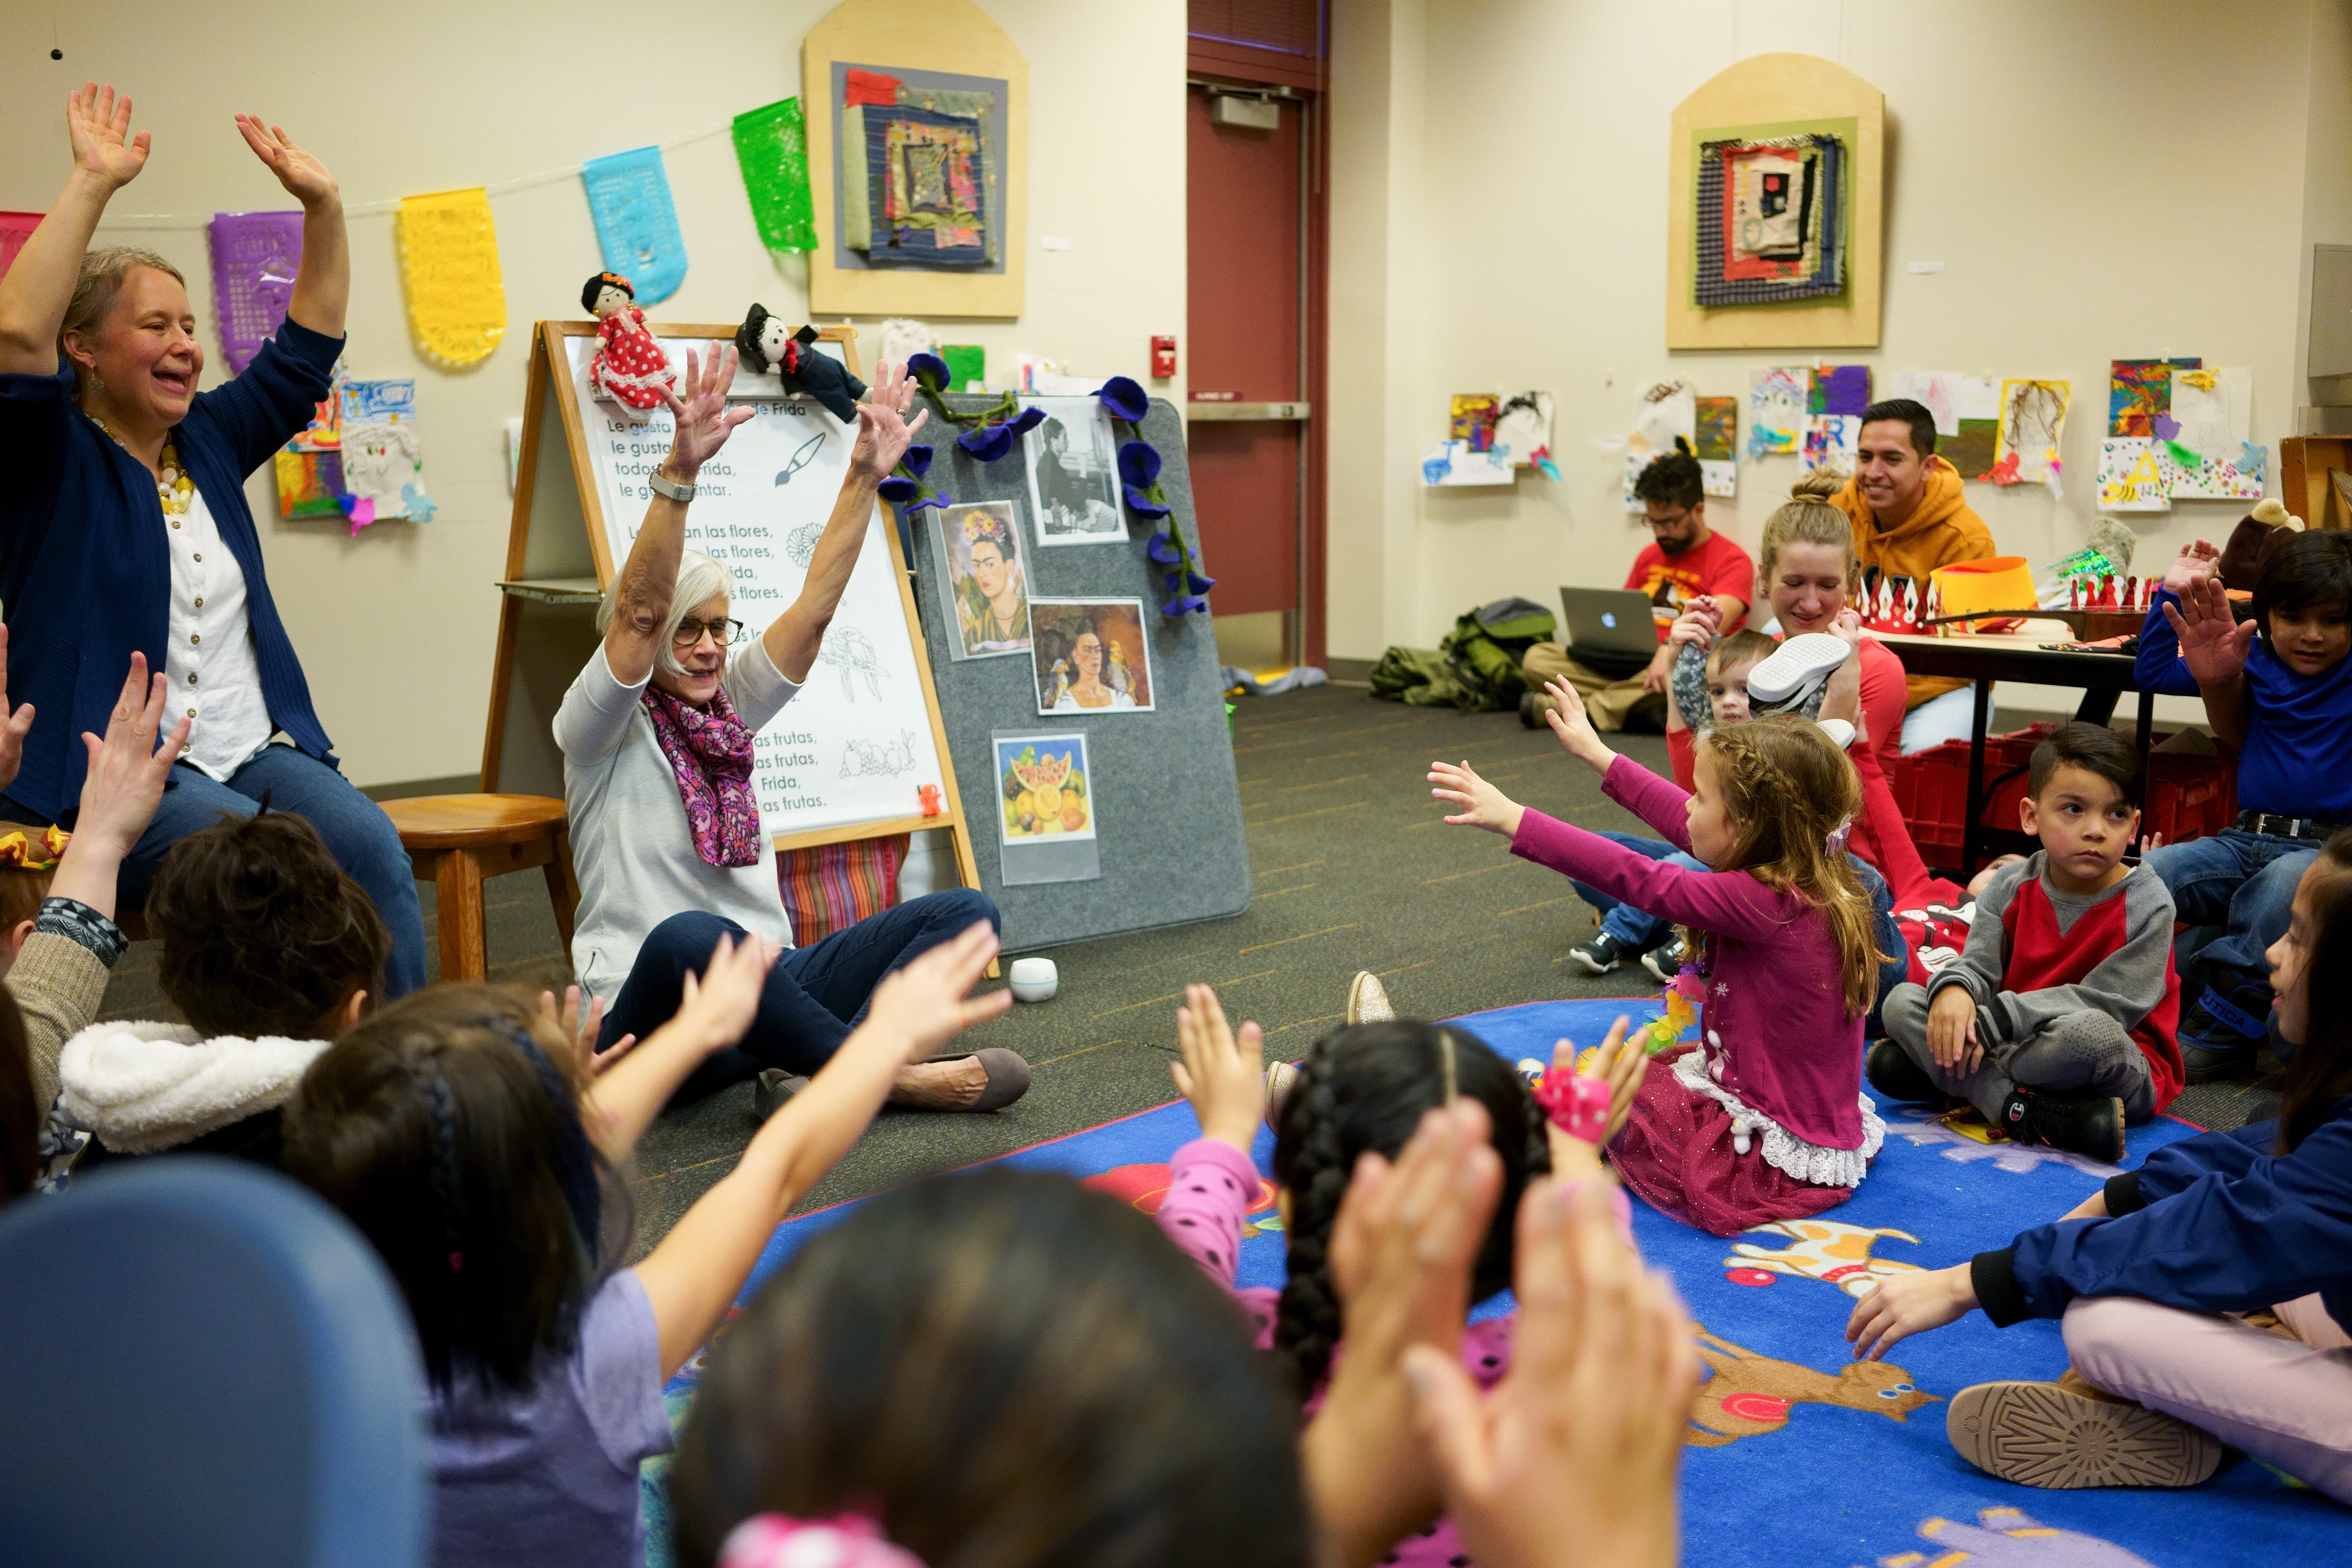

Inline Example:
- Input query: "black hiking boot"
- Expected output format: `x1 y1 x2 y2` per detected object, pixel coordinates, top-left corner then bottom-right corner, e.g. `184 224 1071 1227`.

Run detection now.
1998 1087 2126 1162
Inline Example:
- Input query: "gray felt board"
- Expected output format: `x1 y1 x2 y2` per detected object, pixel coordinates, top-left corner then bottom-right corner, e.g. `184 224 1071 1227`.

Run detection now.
904 396 1249 953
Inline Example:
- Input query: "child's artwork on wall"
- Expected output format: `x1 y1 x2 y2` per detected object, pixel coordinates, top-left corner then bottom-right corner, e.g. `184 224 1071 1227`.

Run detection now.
1021 397 1123 544
1809 364 1871 417
936 500 1031 659
1694 395 1737 497
1625 380 1697 511
2097 437 2169 512
2107 357 2200 438
1488 391 1556 476
1448 393 1500 451
1030 597 1154 714
1746 367 1808 457
1802 414 1860 474
1991 379 2069 489
995 733 1094 845
2161 367 2264 500
1883 371 1997 440
1421 441 1513 486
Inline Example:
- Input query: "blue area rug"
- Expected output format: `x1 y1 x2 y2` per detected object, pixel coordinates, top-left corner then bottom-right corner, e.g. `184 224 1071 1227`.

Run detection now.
644 997 2352 1568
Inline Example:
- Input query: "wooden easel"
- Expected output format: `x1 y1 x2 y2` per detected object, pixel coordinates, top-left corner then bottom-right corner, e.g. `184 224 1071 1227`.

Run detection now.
482 319 984 901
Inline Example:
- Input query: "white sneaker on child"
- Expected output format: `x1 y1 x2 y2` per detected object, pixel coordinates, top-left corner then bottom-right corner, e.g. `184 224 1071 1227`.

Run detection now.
1816 717 1856 751
1746 633 1851 712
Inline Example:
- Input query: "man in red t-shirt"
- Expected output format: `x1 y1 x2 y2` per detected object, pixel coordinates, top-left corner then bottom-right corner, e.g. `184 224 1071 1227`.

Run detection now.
1521 452 1755 731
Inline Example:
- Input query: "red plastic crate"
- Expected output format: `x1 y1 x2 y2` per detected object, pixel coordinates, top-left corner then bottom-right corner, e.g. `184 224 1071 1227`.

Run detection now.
1883 725 2237 862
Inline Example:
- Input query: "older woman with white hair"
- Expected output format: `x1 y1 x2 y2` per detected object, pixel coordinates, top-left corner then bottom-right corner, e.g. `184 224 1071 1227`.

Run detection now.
0 83 425 996
557 347 1025 1114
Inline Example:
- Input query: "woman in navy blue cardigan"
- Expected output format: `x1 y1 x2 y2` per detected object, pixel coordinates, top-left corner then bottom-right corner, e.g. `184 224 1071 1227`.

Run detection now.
0 83 422 998
1845 829 2352 1501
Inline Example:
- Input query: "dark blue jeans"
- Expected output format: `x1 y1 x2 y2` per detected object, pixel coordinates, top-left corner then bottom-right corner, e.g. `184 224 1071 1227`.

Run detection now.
2144 828 2317 1046
598 888 1000 1100
2 744 427 1000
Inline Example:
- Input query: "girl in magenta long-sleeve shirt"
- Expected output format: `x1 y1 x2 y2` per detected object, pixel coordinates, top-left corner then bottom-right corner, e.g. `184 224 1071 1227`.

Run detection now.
1431 679 1887 1237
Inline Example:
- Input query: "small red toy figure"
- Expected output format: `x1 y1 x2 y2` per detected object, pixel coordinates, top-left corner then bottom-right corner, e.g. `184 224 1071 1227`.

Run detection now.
917 782 943 817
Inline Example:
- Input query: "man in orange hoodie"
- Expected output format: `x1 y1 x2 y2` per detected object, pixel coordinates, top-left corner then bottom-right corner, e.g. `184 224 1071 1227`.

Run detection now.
1832 397 1999 752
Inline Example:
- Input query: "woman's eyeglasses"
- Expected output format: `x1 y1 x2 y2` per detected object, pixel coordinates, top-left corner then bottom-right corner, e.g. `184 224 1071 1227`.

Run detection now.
673 617 746 649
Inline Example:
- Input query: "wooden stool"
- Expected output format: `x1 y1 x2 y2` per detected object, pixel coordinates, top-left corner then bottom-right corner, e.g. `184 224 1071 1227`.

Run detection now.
378 794 579 984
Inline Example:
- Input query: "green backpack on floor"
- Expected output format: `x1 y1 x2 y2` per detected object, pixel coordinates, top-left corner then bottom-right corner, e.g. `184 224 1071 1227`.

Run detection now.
1369 596 1556 713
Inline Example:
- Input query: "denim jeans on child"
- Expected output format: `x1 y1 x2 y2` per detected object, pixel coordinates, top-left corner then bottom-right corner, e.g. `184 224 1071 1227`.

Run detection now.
2144 829 2317 1047
596 887 1000 1102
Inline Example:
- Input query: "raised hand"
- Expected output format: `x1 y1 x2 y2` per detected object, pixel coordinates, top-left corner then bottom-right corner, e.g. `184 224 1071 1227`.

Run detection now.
1666 596 1721 652
850 356 929 482
859 920 1011 1063
67 83 149 190
672 931 779 1052
2161 539 2222 597
541 984 637 1077
71 652 187 856
1544 1019 1641 1178
234 115 339 208
659 343 757 477
2159 574 2256 689
1171 983 1266 1152
1540 675 1614 772
1406 1177 1696 1568
0 624 36 795
1428 759 1527 839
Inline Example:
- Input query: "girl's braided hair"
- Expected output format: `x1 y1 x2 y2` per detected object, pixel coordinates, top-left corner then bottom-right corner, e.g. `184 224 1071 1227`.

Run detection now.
1268 1020 1550 1393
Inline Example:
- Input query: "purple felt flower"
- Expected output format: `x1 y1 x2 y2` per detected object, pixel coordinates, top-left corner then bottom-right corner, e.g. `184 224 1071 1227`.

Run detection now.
1124 484 1172 518
1118 440 1163 486
907 353 951 393
1161 593 1209 616
1006 405 1046 437
1098 376 1151 423
904 491 953 515
958 423 1016 462
1186 570 1217 595
878 475 916 502
1146 532 1183 565
902 443 934 477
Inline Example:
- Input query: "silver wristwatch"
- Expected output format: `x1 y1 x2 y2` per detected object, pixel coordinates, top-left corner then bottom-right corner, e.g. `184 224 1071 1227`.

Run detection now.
648 469 697 503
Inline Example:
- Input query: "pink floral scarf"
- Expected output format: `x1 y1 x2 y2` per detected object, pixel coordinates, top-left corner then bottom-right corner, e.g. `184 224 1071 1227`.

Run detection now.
641 683 762 867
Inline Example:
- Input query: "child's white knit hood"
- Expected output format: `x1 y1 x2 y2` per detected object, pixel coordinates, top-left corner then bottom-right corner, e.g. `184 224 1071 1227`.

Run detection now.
56 1021 327 1155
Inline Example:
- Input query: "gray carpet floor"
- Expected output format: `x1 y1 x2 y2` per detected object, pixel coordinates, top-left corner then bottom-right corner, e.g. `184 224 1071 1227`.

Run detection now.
93 684 2280 1249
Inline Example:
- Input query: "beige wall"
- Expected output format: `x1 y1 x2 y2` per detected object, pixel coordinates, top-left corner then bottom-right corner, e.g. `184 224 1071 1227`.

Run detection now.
2 0 1184 787
1329 0 2351 722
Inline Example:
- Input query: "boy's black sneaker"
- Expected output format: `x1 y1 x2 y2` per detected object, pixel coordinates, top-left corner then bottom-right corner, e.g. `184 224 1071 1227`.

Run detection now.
1998 1087 2126 1163
1865 1040 1953 1106
2176 990 2264 1083
1568 932 1629 974
1641 936 1688 983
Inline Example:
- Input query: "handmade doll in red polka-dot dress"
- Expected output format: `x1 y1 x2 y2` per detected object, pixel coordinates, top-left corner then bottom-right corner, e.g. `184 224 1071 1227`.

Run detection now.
583 272 675 421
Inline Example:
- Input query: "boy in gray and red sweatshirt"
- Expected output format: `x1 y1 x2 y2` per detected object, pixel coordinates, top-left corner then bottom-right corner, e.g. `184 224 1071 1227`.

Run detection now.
1871 722 2183 1161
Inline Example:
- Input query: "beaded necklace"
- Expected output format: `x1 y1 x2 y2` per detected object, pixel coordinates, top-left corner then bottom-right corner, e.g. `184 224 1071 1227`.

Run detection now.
93 418 195 518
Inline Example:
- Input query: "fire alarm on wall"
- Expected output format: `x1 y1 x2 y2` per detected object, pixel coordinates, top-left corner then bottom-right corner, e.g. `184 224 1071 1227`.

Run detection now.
1151 335 1177 379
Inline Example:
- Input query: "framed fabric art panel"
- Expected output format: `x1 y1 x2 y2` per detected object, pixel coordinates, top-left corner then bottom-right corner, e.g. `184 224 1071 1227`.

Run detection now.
1667 54 1884 349
803 0 1028 318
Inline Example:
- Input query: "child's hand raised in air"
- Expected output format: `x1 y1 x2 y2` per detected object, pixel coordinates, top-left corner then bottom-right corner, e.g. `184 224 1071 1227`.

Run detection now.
860 920 1013 1063
541 984 637 1077
1543 1018 1644 1179
1665 596 1721 652
1429 759 1527 839
673 931 780 1053
1406 1176 1697 1568
1926 984 1983 1076
1539 677 1615 774
1171 983 1265 1154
